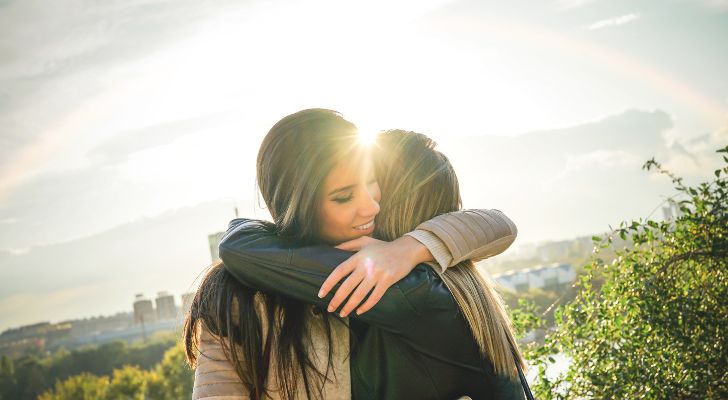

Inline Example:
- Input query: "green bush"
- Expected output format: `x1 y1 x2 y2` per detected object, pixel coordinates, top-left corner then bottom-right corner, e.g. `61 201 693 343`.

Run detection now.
522 146 728 399
38 342 193 400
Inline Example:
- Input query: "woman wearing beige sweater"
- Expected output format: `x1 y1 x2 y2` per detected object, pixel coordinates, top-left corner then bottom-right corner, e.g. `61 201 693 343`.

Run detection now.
185 110 524 399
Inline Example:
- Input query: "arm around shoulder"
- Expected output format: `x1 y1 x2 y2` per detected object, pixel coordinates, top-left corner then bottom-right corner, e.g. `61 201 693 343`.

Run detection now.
219 218 422 333
405 209 517 271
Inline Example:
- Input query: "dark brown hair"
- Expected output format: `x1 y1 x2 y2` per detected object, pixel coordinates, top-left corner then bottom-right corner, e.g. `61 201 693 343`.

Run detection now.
184 109 360 399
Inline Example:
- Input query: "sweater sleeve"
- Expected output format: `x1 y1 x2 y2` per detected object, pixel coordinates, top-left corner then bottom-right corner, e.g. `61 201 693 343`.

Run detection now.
404 209 517 273
192 328 248 400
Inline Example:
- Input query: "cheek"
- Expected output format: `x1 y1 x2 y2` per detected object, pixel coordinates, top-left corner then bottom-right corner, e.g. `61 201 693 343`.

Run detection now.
319 202 356 234
372 183 382 202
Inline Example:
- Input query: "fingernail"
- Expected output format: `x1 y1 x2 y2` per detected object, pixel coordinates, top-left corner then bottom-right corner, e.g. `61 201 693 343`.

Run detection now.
340 312 347 318
318 290 324 298
356 309 362 315
327 305 334 312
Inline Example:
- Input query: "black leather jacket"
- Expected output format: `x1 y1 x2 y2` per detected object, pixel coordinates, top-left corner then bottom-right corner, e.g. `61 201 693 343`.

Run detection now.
219 218 525 400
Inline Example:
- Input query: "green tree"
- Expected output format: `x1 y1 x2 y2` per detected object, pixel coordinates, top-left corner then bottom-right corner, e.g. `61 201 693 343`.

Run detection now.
14 356 46 400
43 347 73 388
9 331 179 397
523 146 728 399
144 370 166 400
106 365 150 400
37 373 109 400
22 338 194 400
122 334 177 369
0 355 16 400
70 341 127 377
504 288 564 327
154 342 194 399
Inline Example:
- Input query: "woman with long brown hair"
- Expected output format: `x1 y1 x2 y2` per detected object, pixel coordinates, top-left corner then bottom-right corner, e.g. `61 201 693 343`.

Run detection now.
185 109 524 399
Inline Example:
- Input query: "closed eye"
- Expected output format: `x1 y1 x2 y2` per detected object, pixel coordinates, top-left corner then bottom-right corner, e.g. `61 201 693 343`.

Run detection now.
332 194 353 203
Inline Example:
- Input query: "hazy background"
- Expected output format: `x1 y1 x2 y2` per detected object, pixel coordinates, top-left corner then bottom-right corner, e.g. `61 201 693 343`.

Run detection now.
1 0 726 331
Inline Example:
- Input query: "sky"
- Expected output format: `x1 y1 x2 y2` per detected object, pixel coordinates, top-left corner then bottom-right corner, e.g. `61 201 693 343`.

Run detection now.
0 0 726 331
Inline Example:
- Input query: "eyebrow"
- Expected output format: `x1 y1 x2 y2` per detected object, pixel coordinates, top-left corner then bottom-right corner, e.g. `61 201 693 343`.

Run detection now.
328 184 355 196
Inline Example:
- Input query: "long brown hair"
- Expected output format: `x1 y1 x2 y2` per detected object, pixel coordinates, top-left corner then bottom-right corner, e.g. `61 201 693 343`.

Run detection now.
184 109 361 399
372 130 525 380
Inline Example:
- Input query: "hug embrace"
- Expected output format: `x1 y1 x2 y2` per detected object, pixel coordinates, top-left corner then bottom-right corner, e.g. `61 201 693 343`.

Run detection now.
183 109 533 400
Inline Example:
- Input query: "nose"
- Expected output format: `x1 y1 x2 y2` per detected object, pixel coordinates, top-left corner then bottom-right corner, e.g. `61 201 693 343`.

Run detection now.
359 184 380 219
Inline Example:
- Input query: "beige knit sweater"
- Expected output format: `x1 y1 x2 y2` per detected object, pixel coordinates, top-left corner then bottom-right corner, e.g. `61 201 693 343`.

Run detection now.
192 209 517 400
194 305 351 400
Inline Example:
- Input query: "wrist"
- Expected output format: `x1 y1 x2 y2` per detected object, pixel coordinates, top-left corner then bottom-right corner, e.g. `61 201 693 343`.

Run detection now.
395 235 435 265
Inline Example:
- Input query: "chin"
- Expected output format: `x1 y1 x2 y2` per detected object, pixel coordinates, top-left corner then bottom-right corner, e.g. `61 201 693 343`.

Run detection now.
338 231 365 243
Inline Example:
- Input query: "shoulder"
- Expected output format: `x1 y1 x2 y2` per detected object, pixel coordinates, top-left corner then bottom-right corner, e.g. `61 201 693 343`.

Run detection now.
395 263 456 312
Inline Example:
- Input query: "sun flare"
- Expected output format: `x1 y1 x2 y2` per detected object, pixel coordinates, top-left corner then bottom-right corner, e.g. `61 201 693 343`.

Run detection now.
357 128 379 146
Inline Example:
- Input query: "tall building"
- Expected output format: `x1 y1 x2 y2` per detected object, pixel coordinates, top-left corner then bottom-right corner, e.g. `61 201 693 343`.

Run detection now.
662 198 683 222
133 293 156 325
181 292 195 316
208 231 224 262
209 207 240 262
155 291 177 321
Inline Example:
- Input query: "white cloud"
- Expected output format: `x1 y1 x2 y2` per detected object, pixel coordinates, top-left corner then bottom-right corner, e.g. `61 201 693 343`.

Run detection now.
6 247 29 256
587 13 640 30
662 125 728 176
87 110 235 164
546 149 642 184
556 0 599 9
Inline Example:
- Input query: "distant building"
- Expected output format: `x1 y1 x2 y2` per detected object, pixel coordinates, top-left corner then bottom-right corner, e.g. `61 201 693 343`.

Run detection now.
68 312 133 337
208 232 225 262
181 292 195 316
155 292 177 321
662 199 683 222
0 321 71 357
0 322 52 340
133 294 156 325
493 263 576 293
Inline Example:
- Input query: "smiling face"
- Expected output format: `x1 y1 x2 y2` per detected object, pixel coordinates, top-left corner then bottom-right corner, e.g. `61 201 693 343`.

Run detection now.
317 154 381 245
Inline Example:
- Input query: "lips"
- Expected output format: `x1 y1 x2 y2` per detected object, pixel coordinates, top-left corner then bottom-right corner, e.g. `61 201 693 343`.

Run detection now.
354 220 374 230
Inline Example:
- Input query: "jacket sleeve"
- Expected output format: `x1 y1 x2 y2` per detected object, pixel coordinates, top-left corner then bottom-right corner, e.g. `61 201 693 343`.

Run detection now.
405 209 517 273
218 219 423 334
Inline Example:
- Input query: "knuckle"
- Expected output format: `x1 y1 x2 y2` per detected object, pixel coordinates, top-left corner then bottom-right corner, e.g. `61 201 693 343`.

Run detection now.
335 289 349 300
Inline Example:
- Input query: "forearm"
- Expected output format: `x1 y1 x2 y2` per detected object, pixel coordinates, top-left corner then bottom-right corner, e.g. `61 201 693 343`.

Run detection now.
405 209 518 272
219 219 420 332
